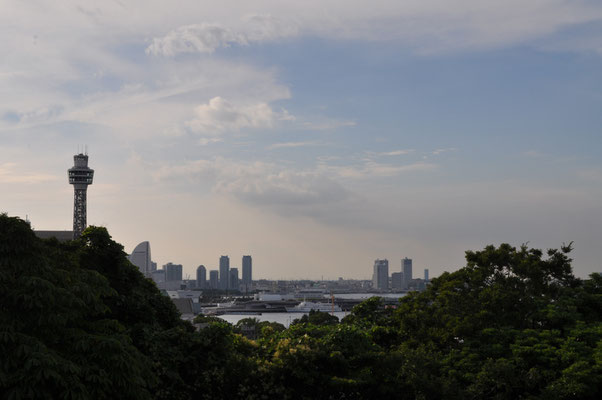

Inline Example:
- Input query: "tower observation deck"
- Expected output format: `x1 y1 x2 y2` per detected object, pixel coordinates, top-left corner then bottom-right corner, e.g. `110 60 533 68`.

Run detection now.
68 153 94 239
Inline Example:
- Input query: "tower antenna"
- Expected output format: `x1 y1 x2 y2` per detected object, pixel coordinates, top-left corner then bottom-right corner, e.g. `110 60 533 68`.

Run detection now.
68 152 94 239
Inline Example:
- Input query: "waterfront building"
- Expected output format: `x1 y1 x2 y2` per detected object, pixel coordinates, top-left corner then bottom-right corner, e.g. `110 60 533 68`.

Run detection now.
219 256 230 290
391 272 403 289
242 255 252 284
229 268 239 291
128 241 152 277
209 270 219 289
196 265 206 289
402 258 413 289
372 259 389 290
164 262 183 282
170 298 195 321
151 269 165 286
183 279 196 289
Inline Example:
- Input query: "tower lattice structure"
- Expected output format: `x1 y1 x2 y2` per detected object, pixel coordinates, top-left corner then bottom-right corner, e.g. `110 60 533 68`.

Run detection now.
68 153 94 239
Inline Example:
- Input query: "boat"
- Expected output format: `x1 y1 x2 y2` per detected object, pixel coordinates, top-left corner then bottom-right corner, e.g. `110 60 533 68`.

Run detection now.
285 301 342 313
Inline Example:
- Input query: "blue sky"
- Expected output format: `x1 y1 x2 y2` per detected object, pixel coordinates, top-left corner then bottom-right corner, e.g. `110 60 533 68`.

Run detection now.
1 1 601 279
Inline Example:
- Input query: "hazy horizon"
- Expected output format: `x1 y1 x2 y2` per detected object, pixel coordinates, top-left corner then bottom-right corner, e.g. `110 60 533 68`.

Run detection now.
2 1 601 280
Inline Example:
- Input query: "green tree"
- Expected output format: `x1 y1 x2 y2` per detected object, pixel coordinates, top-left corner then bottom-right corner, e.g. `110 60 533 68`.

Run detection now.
3 217 600 400
291 310 340 326
391 243 601 399
0 214 153 399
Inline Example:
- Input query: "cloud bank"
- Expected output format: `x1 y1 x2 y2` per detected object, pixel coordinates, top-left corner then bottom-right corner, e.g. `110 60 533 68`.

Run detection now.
186 97 294 134
154 158 349 209
147 14 299 56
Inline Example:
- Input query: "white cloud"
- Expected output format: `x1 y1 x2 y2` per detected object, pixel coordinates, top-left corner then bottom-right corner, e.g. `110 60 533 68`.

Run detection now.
323 161 437 179
154 157 348 207
198 137 223 146
301 119 356 131
128 1 602 55
186 96 294 134
2 1 601 144
153 159 216 182
2 1 602 281
146 24 244 56
4 106 64 125
367 149 415 156
146 14 299 56
364 161 437 176
153 156 438 208
431 147 457 155
345 0 602 54
154 156 439 206
242 14 300 42
383 149 414 156
268 141 322 150
221 169 347 206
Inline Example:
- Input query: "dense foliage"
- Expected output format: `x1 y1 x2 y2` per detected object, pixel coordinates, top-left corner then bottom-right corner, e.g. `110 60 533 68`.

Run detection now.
1 214 600 399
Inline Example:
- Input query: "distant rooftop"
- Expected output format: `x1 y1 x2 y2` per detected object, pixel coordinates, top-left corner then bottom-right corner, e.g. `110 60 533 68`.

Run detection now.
171 298 195 320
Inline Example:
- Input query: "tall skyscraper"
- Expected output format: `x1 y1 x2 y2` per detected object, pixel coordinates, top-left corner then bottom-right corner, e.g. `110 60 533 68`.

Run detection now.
209 270 219 289
164 262 183 281
229 268 239 291
402 258 412 289
151 269 165 287
219 256 230 290
391 272 403 289
372 259 389 290
68 152 94 239
196 265 207 289
242 255 252 284
424 268 429 282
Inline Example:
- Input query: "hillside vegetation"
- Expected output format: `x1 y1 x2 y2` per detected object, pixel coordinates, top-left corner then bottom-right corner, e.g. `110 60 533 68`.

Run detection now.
1 214 600 399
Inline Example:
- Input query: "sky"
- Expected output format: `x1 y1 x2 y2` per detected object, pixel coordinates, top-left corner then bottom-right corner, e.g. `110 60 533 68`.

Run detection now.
2 0 601 280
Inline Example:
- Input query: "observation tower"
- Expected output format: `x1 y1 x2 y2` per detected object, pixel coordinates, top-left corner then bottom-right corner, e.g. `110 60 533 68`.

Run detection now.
68 152 94 239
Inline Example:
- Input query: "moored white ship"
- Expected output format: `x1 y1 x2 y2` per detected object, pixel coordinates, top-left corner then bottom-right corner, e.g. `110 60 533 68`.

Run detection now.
285 301 342 313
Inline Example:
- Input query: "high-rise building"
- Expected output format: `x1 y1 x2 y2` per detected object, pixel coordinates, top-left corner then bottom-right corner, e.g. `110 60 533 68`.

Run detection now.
424 268 429 282
391 272 403 289
196 265 207 289
372 259 389 290
209 270 219 289
242 255 252 284
151 270 165 287
164 262 183 282
229 268 239 291
219 256 230 290
129 241 152 277
68 152 94 239
402 258 412 289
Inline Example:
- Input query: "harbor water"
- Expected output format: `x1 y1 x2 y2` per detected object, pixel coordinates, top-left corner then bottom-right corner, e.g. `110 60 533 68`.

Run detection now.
218 311 350 328
217 293 406 327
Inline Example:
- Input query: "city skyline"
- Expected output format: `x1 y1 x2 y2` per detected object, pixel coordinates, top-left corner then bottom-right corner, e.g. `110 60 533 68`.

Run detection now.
128 239 422 282
2 1 602 280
